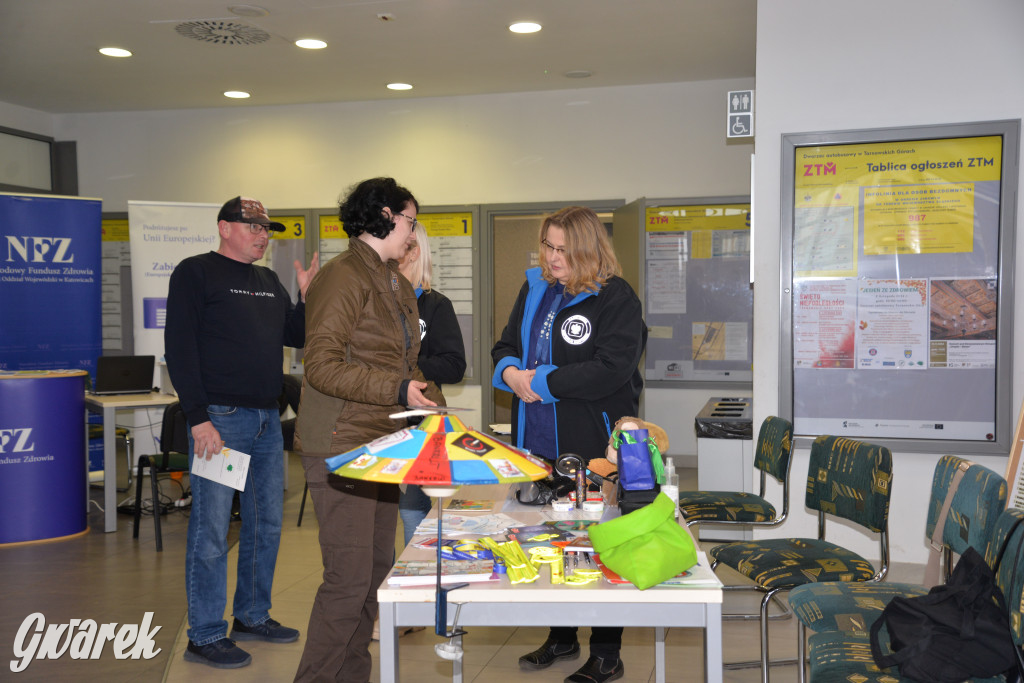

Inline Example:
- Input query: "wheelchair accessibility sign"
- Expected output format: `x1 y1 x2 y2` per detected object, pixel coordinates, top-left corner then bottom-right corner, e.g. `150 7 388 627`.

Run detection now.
727 90 754 139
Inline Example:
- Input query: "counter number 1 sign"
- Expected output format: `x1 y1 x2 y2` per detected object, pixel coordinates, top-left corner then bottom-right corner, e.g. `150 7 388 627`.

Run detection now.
727 90 754 139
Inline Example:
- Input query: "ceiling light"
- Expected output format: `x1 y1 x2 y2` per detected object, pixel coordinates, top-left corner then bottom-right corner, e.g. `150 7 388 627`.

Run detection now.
224 91 251 99
564 70 592 79
99 47 132 58
295 39 327 49
509 22 542 34
387 83 413 91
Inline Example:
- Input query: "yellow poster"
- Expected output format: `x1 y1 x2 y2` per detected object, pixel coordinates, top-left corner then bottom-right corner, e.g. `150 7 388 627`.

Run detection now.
271 215 305 240
646 204 749 232
418 212 472 237
101 218 129 241
317 212 473 238
862 184 974 254
319 214 343 240
645 204 749 260
794 136 1002 273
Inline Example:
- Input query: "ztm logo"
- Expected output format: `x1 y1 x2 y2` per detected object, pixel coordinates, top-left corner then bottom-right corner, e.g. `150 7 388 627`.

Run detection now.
802 162 837 177
0 428 34 453
5 236 74 263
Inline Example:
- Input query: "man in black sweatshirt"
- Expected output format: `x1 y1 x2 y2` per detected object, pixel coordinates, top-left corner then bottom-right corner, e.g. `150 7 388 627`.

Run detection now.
165 196 318 669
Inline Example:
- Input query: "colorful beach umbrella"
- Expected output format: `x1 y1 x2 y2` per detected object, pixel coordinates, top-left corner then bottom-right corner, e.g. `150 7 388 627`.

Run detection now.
324 413 551 494
324 411 551 649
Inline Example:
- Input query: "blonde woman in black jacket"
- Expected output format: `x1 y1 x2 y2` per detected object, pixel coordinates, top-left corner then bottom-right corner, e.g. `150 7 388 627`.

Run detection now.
492 205 646 683
396 222 466 546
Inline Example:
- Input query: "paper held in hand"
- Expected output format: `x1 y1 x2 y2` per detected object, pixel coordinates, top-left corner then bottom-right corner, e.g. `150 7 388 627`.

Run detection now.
190 447 250 491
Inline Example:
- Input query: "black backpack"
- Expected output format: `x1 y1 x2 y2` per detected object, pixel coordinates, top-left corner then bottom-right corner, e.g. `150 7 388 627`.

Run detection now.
870 541 1024 683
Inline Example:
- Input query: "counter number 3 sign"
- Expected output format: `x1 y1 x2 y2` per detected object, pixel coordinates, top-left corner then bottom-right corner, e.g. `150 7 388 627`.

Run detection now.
727 90 754 139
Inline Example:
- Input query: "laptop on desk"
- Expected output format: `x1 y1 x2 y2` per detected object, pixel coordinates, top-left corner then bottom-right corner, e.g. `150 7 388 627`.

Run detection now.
92 355 156 395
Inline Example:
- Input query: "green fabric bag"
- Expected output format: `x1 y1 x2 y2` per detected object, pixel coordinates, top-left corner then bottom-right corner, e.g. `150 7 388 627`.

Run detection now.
589 492 698 589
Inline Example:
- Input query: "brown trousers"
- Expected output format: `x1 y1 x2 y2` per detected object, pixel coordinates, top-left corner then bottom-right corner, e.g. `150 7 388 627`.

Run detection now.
294 456 399 683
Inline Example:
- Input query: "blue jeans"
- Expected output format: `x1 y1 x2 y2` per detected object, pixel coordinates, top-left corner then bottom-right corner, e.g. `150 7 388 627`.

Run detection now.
398 484 432 547
185 405 284 646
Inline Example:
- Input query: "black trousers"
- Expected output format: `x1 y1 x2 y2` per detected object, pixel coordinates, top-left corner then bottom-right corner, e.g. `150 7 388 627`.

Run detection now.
550 626 623 659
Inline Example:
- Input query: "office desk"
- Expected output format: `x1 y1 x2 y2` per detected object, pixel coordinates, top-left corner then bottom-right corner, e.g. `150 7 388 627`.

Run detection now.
377 489 723 683
85 392 178 533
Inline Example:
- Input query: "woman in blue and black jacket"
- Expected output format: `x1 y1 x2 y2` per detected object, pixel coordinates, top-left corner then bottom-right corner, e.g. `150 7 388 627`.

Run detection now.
492 205 646 683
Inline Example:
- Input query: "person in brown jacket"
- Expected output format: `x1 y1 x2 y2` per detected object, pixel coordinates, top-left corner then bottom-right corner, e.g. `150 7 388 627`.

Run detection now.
293 177 442 682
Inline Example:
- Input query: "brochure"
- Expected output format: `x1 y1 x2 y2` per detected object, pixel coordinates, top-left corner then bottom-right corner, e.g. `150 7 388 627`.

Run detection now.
190 447 250 491
387 559 497 586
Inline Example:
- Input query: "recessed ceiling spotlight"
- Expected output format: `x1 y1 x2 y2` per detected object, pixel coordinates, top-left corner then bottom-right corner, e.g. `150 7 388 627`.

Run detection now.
99 47 132 58
228 5 269 18
224 90 251 99
564 70 592 79
295 39 327 49
509 22 542 34
387 83 413 91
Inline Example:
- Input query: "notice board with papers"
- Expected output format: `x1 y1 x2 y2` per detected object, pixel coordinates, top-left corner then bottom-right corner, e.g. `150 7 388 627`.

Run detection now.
779 120 1019 453
620 197 753 385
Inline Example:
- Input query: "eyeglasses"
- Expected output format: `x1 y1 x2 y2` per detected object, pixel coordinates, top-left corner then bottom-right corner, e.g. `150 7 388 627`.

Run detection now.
542 239 566 256
246 223 272 235
396 212 417 227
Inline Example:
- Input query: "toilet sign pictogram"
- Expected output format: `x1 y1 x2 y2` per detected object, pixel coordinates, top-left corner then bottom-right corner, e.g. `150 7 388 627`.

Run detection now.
727 90 754 139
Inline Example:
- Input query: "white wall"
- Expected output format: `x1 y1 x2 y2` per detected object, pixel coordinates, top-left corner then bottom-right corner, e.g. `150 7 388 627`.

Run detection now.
1 77 755 451
45 78 754 211
753 0 1024 563
0 101 55 137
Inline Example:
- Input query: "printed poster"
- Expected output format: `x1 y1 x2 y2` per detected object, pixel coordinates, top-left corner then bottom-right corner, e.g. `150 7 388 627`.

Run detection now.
793 279 857 369
856 279 928 370
928 278 997 369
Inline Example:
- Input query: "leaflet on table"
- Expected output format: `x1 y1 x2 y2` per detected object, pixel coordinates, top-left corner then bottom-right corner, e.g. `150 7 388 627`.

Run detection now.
411 537 494 560
411 512 520 537
190 447 250 491
561 535 595 553
445 498 496 511
387 559 497 586
505 521 596 549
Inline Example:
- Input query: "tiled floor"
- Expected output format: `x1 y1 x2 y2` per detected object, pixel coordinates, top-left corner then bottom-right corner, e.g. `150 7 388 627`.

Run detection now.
1 454 921 682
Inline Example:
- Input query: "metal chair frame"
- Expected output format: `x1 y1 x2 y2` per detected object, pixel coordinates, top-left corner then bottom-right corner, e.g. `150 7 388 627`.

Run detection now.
684 417 794 622
712 436 891 683
132 401 189 552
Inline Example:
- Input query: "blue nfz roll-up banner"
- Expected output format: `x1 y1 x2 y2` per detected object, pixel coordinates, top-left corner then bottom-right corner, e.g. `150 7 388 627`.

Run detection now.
0 193 102 372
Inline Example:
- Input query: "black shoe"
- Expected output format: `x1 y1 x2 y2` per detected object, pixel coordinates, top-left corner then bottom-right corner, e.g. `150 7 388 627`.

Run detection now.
565 656 624 683
184 638 251 669
230 617 300 643
519 638 581 670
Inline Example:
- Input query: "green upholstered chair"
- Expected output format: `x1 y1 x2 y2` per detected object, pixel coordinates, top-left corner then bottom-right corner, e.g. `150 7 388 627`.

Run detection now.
804 507 1024 683
788 455 1008 682
680 415 795 623
679 415 794 534
710 434 893 683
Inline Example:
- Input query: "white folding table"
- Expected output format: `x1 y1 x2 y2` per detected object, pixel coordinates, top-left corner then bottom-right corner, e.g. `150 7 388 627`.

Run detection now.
377 487 723 683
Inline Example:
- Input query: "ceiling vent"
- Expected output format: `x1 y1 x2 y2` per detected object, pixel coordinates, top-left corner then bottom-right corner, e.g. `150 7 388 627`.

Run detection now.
175 20 270 45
